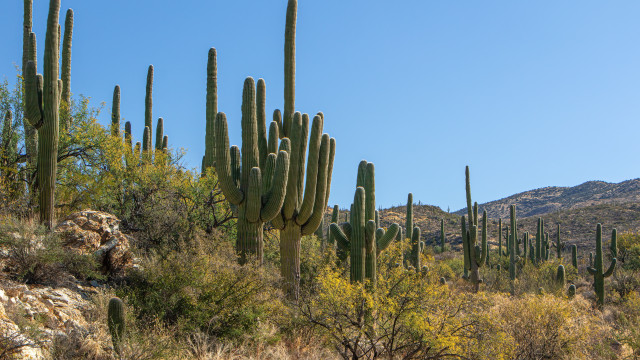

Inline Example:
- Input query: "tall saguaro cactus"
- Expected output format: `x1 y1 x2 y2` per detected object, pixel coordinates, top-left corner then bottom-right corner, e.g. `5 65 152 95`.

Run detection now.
215 77 290 265
111 85 120 136
270 111 335 298
60 8 73 132
587 224 617 308
22 0 38 175
283 0 297 136
330 161 399 285
24 0 62 227
144 65 153 147
440 218 446 252
463 167 487 292
203 48 217 172
406 193 413 243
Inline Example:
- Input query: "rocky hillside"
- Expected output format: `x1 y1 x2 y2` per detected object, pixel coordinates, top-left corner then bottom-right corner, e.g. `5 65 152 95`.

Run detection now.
454 179 640 219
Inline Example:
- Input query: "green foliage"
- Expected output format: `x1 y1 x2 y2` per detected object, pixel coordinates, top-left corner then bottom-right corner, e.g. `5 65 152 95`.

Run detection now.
120 239 285 340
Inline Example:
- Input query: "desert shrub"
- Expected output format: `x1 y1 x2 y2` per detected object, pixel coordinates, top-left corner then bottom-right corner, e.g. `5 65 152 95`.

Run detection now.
492 294 613 359
614 291 640 358
120 238 285 341
299 243 514 359
0 217 102 285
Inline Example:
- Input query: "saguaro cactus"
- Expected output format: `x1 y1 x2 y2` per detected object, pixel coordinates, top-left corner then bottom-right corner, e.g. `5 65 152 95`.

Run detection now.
111 85 120 136
554 224 564 259
556 265 566 288
22 0 38 175
587 224 617 308
463 167 487 292
327 204 339 247
571 244 578 269
610 229 618 259
283 0 297 135
124 121 132 153
108 297 125 356
440 218 446 252
203 48 217 172
269 111 335 298
406 193 413 242
145 65 153 139
214 77 290 265
60 9 73 126
410 226 421 271
498 218 502 258
155 117 164 150
508 205 517 284
24 0 61 227
330 161 399 285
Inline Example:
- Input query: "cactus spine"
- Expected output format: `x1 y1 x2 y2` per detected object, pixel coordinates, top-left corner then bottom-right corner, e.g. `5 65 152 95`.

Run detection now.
203 48 217 172
108 297 125 356
587 224 617 308
463 167 486 292
330 161 399 285
214 78 290 266
24 0 61 228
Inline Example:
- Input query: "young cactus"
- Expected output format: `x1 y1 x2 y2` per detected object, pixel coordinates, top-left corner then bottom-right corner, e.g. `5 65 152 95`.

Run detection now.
587 224 617 308
24 0 62 228
568 284 576 298
108 297 125 356
214 77 290 266
556 264 566 288
330 161 399 285
571 245 578 269
111 85 120 136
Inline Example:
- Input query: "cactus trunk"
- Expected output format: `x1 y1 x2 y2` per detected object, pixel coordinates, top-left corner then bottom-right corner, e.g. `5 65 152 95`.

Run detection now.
203 48 217 172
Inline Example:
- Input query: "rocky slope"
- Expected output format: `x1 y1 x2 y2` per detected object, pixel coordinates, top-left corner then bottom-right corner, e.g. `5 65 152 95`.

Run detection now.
454 179 640 219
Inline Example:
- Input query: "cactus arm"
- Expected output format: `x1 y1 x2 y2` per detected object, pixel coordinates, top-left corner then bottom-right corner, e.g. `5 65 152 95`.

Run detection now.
330 223 350 250
342 222 352 240
377 223 399 253
365 163 376 223
256 79 268 172
261 153 276 194
213 113 243 205
296 114 309 205
477 210 487 266
406 193 413 241
283 112 303 218
603 258 617 278
230 146 241 188
273 109 283 139
297 115 323 224
301 134 330 235
245 167 262 223
587 267 596 275
111 85 120 136
24 61 43 128
268 121 279 155
261 150 290 221
162 136 168 151
350 187 366 282
155 117 164 150
465 166 473 225
461 216 470 270
323 137 336 210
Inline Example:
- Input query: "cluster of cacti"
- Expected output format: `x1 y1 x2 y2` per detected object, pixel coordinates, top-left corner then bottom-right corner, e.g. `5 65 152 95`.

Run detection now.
24 0 64 228
214 78 290 266
587 224 617 308
108 297 125 356
461 166 487 292
534 217 551 263
330 161 399 285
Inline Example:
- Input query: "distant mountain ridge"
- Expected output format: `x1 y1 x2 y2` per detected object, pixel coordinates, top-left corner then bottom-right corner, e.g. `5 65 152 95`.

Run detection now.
454 179 640 219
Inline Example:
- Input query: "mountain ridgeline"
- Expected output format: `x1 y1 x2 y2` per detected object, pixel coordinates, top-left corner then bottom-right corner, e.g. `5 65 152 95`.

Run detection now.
455 179 640 219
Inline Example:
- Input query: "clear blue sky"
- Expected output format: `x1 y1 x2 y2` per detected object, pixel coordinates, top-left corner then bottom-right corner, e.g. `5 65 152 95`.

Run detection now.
2 1 640 211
